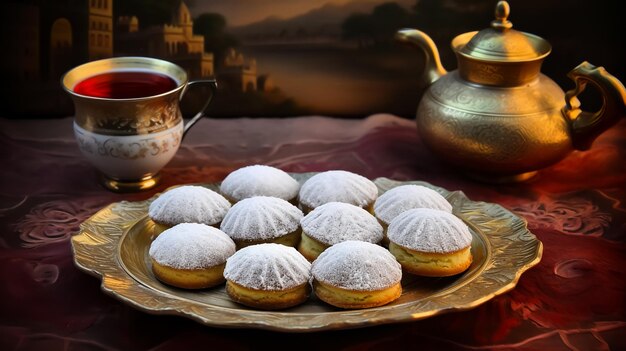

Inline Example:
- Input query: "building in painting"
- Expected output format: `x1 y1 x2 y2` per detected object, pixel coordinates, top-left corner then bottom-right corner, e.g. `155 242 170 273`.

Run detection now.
117 16 138 33
1 0 270 116
86 0 114 61
1 0 114 116
218 48 258 92
115 0 267 88
3 0 113 82
116 1 214 79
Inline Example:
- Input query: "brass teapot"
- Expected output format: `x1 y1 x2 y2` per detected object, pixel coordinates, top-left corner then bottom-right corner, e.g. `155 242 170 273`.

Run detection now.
397 1 626 182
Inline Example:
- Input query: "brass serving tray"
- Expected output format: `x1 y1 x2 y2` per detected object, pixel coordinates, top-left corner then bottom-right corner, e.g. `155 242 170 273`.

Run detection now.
71 174 542 332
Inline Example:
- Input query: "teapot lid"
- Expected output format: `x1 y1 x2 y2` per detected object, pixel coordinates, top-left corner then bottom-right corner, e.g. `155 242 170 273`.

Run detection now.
457 1 551 62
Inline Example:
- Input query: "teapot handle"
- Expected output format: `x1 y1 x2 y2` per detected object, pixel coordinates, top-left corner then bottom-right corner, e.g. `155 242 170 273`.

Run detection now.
180 79 218 139
563 62 626 150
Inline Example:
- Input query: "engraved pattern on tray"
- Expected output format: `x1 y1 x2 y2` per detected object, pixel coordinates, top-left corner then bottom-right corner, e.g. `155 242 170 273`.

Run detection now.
71 173 543 332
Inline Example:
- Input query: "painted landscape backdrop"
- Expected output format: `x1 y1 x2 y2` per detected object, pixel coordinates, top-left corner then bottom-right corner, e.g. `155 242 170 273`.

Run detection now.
2 0 623 118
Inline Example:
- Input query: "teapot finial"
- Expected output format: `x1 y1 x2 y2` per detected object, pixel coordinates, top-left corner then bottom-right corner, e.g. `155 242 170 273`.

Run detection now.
491 1 512 30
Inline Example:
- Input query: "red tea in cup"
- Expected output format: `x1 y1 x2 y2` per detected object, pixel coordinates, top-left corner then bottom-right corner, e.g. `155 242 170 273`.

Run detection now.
73 71 178 99
62 57 217 192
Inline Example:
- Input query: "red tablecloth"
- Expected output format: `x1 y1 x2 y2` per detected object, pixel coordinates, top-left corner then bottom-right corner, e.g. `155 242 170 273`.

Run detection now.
1 114 625 350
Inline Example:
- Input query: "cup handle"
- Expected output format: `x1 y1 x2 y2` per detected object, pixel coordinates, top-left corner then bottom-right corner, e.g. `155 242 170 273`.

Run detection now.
180 79 218 138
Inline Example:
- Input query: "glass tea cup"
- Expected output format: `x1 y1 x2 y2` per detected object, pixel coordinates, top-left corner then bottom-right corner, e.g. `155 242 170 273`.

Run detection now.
61 56 216 192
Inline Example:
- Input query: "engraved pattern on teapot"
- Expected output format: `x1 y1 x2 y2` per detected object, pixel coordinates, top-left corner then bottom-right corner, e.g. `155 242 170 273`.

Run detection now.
474 64 504 83
418 99 531 163
428 73 564 116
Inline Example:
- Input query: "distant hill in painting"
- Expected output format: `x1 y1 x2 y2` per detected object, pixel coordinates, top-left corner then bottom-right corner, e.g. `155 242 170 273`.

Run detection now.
230 0 412 42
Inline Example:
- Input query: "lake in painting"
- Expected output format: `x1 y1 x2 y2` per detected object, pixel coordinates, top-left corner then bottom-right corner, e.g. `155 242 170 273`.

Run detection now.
239 42 423 116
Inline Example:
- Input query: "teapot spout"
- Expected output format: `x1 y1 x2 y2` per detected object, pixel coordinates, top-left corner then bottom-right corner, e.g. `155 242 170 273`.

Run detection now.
395 29 447 86
563 62 626 150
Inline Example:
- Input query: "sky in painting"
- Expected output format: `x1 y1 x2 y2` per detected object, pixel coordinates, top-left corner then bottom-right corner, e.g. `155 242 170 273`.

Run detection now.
189 0 416 26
